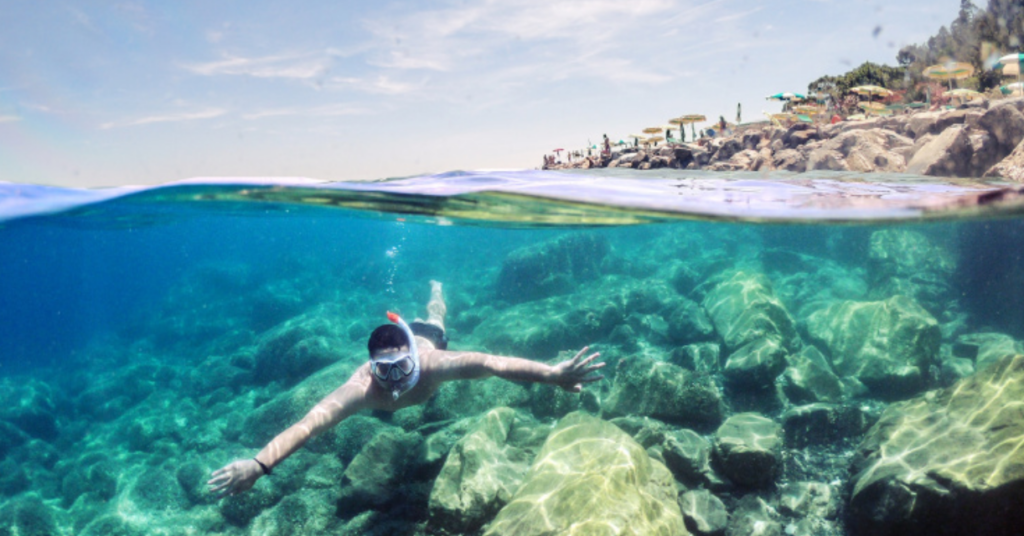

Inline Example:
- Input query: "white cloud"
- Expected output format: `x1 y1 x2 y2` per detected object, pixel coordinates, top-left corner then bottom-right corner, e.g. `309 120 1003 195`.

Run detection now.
0 115 21 123
100 108 227 129
183 53 329 80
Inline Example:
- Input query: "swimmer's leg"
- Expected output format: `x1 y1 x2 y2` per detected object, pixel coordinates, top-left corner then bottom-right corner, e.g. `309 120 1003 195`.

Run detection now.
425 280 447 331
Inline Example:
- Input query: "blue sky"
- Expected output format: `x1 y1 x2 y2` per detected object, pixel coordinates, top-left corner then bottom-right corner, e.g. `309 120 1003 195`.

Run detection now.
0 0 962 187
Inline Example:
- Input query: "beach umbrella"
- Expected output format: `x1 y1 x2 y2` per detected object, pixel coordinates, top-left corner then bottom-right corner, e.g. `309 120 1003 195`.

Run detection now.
946 88 985 100
846 113 867 121
1000 82 1024 96
923 61 975 89
766 92 806 101
792 104 823 115
994 53 1024 81
850 85 893 97
642 127 663 135
646 135 664 144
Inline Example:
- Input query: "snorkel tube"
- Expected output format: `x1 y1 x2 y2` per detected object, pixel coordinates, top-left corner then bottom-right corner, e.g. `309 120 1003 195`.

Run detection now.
386 311 420 400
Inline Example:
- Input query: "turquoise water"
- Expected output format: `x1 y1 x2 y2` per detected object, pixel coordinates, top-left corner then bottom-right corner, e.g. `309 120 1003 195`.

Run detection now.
1 170 1023 535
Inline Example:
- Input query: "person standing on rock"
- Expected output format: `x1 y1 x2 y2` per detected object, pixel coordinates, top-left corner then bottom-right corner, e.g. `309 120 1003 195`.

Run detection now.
208 281 605 497
603 134 611 155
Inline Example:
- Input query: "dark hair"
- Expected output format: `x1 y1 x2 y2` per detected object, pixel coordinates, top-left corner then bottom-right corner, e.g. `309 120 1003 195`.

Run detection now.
367 324 409 358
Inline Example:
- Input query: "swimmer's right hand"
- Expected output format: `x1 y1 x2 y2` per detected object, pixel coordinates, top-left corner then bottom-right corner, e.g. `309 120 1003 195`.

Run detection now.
208 459 263 498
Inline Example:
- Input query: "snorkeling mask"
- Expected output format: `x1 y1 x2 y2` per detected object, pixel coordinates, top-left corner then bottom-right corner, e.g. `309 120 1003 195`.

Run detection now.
370 311 420 400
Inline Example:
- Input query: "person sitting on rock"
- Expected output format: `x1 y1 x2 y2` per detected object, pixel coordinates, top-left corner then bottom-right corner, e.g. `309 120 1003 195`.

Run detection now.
208 281 605 497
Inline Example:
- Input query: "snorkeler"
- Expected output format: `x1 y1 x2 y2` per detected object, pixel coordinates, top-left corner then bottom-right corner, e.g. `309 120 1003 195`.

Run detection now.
208 280 605 497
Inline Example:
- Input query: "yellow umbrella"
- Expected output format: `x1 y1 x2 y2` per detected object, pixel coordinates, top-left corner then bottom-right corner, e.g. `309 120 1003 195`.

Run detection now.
923 61 975 89
847 113 867 121
858 101 886 113
646 135 664 144
946 88 984 100
674 114 707 124
642 127 663 135
850 85 893 97
792 105 823 115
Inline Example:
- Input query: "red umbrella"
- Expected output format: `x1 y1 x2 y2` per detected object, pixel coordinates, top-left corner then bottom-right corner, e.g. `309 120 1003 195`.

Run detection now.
552 148 564 153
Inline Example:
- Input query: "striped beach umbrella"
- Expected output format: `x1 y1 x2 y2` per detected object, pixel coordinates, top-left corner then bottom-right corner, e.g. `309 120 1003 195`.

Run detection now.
923 61 975 89
766 92 806 101
850 85 893 97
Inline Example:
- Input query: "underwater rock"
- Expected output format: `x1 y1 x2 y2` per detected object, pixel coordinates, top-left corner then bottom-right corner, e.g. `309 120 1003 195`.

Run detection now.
805 295 940 398
239 361 354 448
483 411 688 536
866 229 955 311
476 280 625 357
338 428 426 516
670 342 721 373
249 493 338 535
782 345 845 404
126 466 190 513
0 459 29 499
722 337 787 389
428 407 534 534
701 270 798 352
679 489 729 536
423 376 531 423
604 357 725 431
868 229 956 280
953 332 1024 372
252 305 349 386
610 415 670 448
778 481 836 520
0 496 65 536
495 233 609 304
0 378 60 443
713 413 782 489
665 297 715 345
59 458 117 508
725 495 782 536
849 353 1024 536
661 429 717 488
0 420 29 460
781 403 869 448
905 124 973 177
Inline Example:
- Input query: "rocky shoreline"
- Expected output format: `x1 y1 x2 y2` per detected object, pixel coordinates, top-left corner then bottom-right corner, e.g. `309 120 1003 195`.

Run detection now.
545 97 1024 182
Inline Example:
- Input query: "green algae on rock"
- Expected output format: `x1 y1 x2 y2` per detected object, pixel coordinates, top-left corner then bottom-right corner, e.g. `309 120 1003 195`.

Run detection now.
806 295 940 399
484 412 688 536
849 353 1024 536
603 357 725 430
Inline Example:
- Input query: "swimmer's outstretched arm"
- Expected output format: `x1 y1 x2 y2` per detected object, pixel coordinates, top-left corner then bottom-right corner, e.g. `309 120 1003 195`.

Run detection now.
208 366 372 498
433 346 605 393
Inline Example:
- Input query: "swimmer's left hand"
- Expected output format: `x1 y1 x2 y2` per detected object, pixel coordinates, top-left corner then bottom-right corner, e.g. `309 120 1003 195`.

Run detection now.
552 346 605 393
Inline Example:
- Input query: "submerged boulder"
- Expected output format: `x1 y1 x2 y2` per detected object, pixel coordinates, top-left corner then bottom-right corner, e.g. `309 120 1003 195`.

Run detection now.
849 353 1024 536
495 233 609 303
428 408 534 534
701 270 798 352
604 357 725 431
679 489 729 535
712 413 782 489
484 412 688 536
806 295 940 398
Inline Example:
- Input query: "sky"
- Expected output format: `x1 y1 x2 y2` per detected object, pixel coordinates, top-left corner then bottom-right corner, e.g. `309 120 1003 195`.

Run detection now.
0 0 963 187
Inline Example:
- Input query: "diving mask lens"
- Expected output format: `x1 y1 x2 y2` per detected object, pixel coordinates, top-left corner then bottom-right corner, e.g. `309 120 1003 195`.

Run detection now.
373 354 414 381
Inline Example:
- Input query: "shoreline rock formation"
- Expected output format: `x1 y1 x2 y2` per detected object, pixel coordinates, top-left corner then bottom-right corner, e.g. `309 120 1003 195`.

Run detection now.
545 97 1024 182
